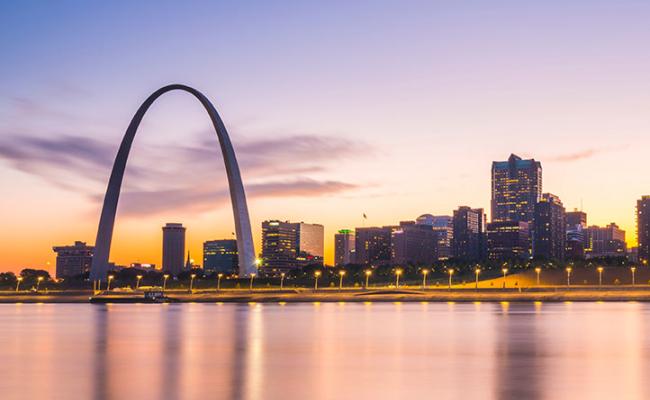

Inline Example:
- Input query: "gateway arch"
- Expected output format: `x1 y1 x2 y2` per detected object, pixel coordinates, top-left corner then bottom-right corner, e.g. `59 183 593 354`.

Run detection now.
89 84 256 281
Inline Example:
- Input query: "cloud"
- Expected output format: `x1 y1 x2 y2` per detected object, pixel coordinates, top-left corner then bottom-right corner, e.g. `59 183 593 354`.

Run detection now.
547 149 601 163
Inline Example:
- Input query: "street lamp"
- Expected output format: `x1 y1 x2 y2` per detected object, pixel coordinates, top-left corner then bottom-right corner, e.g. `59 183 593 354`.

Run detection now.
280 272 286 290
163 274 170 291
190 273 197 292
597 267 604 287
314 271 321 290
36 276 44 292
566 267 572 287
502 268 508 289
338 270 346 290
631 267 637 286
15 277 23 292
395 268 403 288
217 273 223 291
107 275 114 291
448 268 454 289
249 273 256 291
475 267 481 289
421 269 429 289
535 267 541 286
136 275 143 290
364 270 372 289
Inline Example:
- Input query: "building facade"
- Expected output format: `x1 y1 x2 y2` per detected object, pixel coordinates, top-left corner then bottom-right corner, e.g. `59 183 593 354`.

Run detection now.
52 241 94 278
261 221 324 274
416 214 453 260
295 222 325 267
354 226 395 265
203 239 238 275
162 223 186 276
334 229 355 266
533 193 566 260
565 210 587 259
486 221 530 261
638 196 650 265
491 154 542 225
452 207 485 262
391 223 440 266
585 223 627 259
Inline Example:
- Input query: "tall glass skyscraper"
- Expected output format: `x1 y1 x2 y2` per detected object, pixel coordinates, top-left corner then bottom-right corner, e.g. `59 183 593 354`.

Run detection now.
491 154 542 224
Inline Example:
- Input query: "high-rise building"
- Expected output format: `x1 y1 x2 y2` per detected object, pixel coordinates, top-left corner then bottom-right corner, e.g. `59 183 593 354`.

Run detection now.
585 223 626 259
486 221 530 261
52 241 94 279
391 222 439 266
533 193 566 260
162 223 186 276
416 214 453 260
261 221 324 274
354 226 395 265
491 154 542 224
452 207 485 262
334 229 355 266
565 209 587 259
203 239 238 275
638 196 650 265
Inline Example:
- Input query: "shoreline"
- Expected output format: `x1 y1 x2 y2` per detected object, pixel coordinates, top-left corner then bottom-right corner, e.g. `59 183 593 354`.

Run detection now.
4 288 650 303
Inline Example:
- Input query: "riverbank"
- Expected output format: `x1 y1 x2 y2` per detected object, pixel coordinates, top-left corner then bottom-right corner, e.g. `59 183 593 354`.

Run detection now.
5 287 650 303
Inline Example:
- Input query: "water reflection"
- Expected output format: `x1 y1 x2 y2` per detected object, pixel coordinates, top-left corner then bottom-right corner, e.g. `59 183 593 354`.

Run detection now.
2 302 650 399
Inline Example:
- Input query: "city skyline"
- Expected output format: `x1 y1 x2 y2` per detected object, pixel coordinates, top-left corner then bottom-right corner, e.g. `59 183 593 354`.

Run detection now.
2 1 650 273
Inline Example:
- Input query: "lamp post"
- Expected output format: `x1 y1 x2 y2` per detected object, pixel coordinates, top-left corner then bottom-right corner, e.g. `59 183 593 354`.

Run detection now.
217 273 223 291
502 268 508 289
597 267 603 287
314 271 321 290
190 274 197 292
395 268 403 288
163 274 170 291
448 269 454 289
364 270 372 289
15 277 23 292
35 276 44 292
136 275 143 290
107 275 114 291
535 267 541 286
249 273 255 291
475 267 481 289
631 267 637 286
566 267 572 287
280 272 286 290
421 269 429 289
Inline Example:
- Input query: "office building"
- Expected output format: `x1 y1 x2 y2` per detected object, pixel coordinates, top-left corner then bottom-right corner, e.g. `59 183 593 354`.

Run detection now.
533 193 566 260
416 214 453 260
203 239 238 274
491 154 542 224
296 222 325 267
334 229 355 266
638 196 650 265
162 223 186 276
354 226 395 265
261 221 324 274
52 241 94 279
585 223 626 258
565 209 587 259
486 221 530 261
452 206 485 262
391 222 440 265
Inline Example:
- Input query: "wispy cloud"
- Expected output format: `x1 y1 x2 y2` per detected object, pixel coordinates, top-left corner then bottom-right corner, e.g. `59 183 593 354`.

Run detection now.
546 145 628 163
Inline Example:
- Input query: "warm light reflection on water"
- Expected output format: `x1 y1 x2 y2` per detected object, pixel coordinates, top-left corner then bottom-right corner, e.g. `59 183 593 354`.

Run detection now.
1 302 650 399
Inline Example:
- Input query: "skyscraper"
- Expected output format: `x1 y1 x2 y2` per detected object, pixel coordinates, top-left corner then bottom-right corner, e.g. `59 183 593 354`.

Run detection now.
533 193 566 260
639 196 650 265
391 222 439 266
261 221 324 274
565 209 587 259
334 229 355 266
491 154 542 224
354 226 395 265
486 221 530 261
585 223 626 259
52 241 94 279
295 222 325 267
203 239 238 275
452 206 485 262
416 214 453 260
162 223 186 276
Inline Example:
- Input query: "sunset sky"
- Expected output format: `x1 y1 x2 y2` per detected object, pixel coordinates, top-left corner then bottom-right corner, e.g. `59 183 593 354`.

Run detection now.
1 1 649 273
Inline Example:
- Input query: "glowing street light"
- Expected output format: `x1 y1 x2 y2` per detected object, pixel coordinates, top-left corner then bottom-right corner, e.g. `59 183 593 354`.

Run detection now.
502 268 508 289
15 277 23 292
475 267 481 289
163 274 170 291
35 276 44 292
631 266 637 286
597 267 604 287
190 274 197 292
136 275 143 290
421 269 429 288
107 275 114 291
566 267 572 287
338 270 346 290
280 272 286 290
448 268 454 289
248 273 255 291
364 270 372 289
535 267 542 286
314 271 321 290
217 273 223 291
395 268 403 288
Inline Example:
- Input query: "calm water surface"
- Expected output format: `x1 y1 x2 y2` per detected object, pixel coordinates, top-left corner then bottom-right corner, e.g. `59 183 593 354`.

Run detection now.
1 302 649 400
